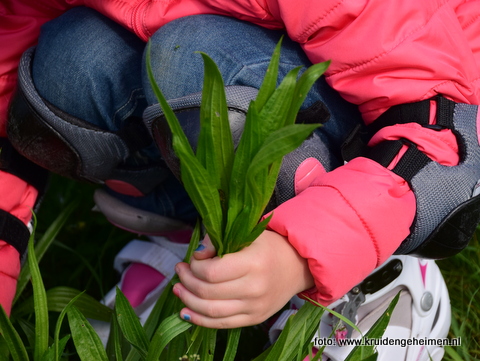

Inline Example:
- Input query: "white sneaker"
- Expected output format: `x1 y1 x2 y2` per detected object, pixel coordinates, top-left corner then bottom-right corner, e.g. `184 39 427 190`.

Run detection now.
91 189 192 345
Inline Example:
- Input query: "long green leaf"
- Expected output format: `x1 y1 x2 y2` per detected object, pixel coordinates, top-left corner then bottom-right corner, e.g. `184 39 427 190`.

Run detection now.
146 41 224 253
222 328 241 361
344 292 400 361
254 302 324 361
225 102 262 245
286 60 330 125
27 228 49 361
146 314 191 361
41 335 70 361
110 312 124 361
13 287 112 322
114 287 149 358
242 123 319 232
15 198 79 303
255 37 282 110
198 327 217 361
257 66 302 134
53 292 84 361
16 318 35 352
0 305 29 361
197 52 234 199
67 306 108 361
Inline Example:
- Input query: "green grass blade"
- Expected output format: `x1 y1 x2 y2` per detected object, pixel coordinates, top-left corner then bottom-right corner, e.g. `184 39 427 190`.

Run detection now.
114 288 149 358
0 305 29 361
67 306 108 361
222 328 241 361
26 228 49 361
146 314 191 361
14 198 79 304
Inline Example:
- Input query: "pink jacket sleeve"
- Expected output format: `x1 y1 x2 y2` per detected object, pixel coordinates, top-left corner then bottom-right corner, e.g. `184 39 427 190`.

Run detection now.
262 0 480 304
0 0 65 315
268 0 480 121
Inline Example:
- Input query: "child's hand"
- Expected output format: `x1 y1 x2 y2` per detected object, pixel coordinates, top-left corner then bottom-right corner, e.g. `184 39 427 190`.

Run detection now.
173 230 314 329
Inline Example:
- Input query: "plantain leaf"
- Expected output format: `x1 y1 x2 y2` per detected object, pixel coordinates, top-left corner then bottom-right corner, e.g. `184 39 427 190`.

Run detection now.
146 314 191 361
41 335 70 361
114 288 149 358
67 306 108 361
198 327 217 361
257 66 302 135
344 292 400 361
255 38 282 110
222 328 241 361
26 225 49 361
16 318 35 352
286 60 331 126
52 292 84 361
13 286 112 322
0 305 29 361
15 198 79 304
254 302 324 361
110 312 124 361
146 41 224 252
197 52 234 200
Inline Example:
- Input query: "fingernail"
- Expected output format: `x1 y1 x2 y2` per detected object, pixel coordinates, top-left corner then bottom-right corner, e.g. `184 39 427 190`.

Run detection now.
182 313 191 321
195 243 206 252
172 285 180 297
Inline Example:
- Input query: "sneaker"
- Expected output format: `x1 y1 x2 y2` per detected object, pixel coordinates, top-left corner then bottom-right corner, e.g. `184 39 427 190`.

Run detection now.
90 189 192 345
269 255 451 361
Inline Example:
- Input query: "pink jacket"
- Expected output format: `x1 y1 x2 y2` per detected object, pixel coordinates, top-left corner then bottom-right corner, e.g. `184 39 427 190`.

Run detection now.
1 0 480 310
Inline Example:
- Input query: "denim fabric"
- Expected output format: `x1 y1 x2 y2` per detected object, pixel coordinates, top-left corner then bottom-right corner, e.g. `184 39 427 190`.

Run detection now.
31 7 362 223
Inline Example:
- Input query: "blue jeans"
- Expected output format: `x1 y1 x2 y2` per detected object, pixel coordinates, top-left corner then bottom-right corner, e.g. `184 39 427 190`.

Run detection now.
32 7 362 224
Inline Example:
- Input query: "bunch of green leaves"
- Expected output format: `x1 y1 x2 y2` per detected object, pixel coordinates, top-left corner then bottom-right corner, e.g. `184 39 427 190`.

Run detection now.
147 38 327 256
141 36 406 361
0 203 112 361
144 36 328 360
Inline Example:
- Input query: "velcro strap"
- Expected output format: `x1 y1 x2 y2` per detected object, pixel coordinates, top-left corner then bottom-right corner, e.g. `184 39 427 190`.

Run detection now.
0 138 48 194
391 142 431 182
0 209 29 257
366 139 431 183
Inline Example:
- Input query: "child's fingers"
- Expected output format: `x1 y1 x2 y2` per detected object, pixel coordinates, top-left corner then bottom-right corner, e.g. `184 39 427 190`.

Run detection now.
175 262 249 298
173 283 244 318
179 307 253 329
188 250 251 283
192 235 216 260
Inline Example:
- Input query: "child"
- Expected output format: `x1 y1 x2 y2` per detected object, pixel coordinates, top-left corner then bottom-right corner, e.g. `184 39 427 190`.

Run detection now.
2 1 479 359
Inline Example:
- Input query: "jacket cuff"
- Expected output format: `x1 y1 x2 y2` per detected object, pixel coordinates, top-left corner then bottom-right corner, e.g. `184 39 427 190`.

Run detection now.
266 157 415 305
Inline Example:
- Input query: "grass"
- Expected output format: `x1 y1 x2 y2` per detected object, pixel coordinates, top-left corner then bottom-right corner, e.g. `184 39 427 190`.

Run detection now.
5 173 478 360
